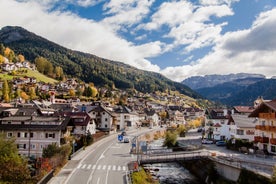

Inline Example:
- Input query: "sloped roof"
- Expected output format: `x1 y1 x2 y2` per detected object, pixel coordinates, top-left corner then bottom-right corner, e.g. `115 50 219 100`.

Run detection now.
249 99 276 117
231 114 256 128
233 106 254 113
213 123 221 127
206 108 229 119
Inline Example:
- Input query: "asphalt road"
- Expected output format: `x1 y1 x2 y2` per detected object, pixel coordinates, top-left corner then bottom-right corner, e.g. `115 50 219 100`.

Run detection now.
48 127 157 184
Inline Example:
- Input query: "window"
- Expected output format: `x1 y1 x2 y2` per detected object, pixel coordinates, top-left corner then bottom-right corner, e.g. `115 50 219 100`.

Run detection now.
21 121 25 125
46 133 55 138
7 132 13 138
237 130 244 135
105 124 107 128
31 144 36 149
271 146 276 153
24 132 28 138
105 118 108 122
17 144 26 149
74 118 84 123
30 132 34 138
17 132 21 137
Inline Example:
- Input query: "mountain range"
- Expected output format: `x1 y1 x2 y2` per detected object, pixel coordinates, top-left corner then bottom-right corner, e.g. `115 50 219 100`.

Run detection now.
0 26 200 99
182 73 276 106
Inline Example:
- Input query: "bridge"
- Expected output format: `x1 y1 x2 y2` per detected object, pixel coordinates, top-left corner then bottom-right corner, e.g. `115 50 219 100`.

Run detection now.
136 148 274 180
137 149 209 164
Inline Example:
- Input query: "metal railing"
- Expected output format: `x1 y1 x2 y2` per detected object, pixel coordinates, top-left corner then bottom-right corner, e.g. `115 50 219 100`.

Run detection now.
137 149 274 177
138 150 209 164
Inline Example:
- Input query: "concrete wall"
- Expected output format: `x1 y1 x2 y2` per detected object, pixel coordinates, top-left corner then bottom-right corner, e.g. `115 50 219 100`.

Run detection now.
215 162 241 182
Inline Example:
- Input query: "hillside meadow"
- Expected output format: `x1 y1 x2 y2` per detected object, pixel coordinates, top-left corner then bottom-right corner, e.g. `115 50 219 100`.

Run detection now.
0 69 57 84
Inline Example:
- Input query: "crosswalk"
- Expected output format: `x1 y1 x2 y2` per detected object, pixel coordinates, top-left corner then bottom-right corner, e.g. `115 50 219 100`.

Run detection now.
77 164 127 172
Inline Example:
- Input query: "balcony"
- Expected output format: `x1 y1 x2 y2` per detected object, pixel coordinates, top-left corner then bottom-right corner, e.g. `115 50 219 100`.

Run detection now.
255 125 270 131
270 138 276 145
259 113 275 119
254 136 269 143
269 126 276 132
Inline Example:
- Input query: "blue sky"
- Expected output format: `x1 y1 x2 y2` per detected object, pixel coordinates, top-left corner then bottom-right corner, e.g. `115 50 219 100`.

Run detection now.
0 0 276 82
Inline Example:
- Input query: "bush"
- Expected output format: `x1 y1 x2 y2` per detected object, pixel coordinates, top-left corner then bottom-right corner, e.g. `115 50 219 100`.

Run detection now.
163 131 178 148
131 168 158 184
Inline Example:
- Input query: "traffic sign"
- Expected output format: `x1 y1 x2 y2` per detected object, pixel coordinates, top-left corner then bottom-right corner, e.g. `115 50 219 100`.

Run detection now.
118 134 123 141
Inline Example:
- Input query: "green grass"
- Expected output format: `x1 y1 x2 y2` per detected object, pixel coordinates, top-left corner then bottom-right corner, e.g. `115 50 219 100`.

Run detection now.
0 69 57 84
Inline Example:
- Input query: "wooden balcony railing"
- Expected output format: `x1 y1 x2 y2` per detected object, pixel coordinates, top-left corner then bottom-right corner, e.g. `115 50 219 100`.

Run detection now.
254 136 269 143
255 125 270 131
269 126 276 132
270 138 276 145
259 113 276 119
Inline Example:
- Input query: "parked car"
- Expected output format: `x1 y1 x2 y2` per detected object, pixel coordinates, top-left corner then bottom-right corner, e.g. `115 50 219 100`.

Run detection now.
121 131 126 136
123 138 130 143
202 139 213 144
216 141 226 146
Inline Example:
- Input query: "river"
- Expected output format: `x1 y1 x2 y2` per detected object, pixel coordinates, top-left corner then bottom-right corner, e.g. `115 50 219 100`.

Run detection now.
143 139 202 184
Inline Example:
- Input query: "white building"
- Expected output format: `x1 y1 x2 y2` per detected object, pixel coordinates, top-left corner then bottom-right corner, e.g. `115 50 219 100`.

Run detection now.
229 114 256 142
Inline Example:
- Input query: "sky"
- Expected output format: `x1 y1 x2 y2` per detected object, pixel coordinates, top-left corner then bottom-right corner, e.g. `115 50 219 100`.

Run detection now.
0 0 276 82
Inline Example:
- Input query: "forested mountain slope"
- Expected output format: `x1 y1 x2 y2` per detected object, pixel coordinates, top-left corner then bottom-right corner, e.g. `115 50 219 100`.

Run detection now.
0 26 201 98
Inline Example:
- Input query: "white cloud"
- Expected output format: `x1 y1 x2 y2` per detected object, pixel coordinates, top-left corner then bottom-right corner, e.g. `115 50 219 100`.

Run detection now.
199 0 239 6
0 0 160 72
101 0 154 31
161 8 276 82
141 1 234 53
74 0 103 7
221 8 276 52
1 0 275 85
142 1 193 30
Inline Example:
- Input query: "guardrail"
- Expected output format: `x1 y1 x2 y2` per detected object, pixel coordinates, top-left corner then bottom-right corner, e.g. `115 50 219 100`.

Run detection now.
137 149 273 177
138 150 210 164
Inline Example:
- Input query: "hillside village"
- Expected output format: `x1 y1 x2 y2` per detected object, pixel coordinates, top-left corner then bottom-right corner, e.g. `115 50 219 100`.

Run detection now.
1 45 276 182
1 45 276 157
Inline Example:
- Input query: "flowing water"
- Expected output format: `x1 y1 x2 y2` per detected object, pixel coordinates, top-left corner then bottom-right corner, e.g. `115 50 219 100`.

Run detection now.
144 139 201 184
